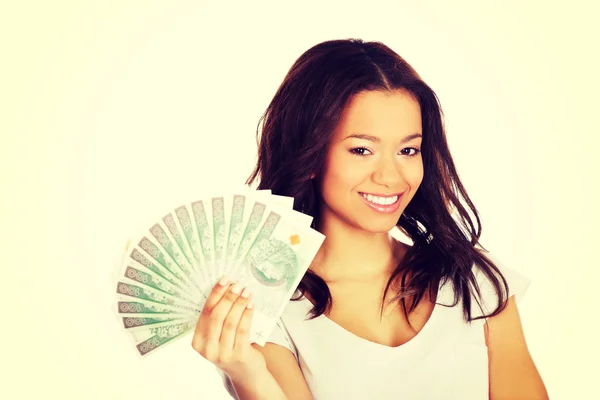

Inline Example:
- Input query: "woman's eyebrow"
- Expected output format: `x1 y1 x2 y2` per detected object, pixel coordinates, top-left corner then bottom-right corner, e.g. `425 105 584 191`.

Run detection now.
344 133 422 143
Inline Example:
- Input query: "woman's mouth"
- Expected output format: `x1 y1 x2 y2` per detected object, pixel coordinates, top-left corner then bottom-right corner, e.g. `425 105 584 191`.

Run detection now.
358 192 403 213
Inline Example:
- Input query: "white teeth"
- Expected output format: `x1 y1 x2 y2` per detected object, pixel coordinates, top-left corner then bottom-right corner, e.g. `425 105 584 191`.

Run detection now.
361 193 399 205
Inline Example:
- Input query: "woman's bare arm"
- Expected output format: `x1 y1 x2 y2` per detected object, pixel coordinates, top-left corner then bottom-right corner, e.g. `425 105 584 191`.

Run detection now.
229 361 289 400
486 296 549 400
232 343 313 400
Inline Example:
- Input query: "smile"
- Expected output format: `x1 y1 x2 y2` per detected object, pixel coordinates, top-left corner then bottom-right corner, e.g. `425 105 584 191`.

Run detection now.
359 192 403 213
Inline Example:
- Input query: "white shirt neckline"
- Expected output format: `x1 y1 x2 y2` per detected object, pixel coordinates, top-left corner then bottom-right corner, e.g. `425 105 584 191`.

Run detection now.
295 276 454 358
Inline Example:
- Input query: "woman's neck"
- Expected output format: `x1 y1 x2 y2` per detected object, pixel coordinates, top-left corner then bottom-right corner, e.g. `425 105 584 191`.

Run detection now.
311 217 406 283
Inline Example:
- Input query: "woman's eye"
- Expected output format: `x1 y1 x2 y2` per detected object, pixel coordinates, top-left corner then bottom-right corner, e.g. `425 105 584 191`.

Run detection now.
349 147 370 156
349 147 421 157
401 147 421 156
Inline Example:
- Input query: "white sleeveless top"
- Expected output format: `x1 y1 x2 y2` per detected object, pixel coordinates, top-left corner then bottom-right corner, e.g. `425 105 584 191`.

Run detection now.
217 252 531 399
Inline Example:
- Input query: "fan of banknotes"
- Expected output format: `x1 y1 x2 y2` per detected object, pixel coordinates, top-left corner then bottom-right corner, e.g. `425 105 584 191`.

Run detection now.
111 188 325 357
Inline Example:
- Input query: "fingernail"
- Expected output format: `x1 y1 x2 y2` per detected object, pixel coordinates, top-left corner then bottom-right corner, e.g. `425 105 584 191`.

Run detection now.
218 276 229 286
240 286 251 298
230 282 242 294
247 300 254 309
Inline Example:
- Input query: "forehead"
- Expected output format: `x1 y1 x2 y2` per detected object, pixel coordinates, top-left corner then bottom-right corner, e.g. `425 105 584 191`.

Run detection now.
333 89 422 140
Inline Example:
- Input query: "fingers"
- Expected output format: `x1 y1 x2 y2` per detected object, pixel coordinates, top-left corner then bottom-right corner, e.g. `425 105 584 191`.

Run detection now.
202 276 233 314
192 277 255 363
219 285 253 359
233 301 254 356
192 277 233 357
205 281 245 341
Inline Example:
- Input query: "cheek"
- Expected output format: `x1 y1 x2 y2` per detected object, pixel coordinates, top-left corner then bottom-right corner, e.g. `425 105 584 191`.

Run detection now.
408 164 424 186
320 154 362 199
324 153 367 184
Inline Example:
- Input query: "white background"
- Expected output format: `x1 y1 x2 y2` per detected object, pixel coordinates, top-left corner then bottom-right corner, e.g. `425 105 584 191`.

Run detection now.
2 0 598 399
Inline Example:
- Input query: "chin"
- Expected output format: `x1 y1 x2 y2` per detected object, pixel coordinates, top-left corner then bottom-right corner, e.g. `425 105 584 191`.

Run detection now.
355 217 400 234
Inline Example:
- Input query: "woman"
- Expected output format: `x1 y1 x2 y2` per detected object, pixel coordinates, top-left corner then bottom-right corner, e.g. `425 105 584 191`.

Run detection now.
191 38 548 399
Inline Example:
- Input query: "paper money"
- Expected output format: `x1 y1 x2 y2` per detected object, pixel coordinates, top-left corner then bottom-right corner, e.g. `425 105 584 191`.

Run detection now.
190 199 216 284
173 204 212 297
115 280 201 314
131 321 196 357
211 196 227 281
116 300 197 318
113 188 325 355
121 265 197 305
235 209 325 344
135 235 201 300
121 315 191 332
223 193 246 279
228 201 268 281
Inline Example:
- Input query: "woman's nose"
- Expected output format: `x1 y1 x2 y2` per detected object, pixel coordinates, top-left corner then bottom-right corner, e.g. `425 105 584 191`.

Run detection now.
372 156 403 186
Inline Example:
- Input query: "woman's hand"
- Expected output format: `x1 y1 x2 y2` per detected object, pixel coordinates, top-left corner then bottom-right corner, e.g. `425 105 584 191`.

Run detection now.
192 277 267 381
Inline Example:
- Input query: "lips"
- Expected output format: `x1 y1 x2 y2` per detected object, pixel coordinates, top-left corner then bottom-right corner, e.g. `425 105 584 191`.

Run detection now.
358 192 403 213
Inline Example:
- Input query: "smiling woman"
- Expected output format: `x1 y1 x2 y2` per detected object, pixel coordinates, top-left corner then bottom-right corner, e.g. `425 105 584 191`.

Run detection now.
196 38 549 400
321 90 423 224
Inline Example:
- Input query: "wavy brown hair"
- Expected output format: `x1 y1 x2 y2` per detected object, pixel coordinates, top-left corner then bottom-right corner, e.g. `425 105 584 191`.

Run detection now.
246 38 509 323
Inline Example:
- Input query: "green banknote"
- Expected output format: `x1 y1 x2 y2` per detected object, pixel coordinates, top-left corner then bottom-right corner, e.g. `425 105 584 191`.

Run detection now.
228 201 268 281
129 321 196 357
114 188 326 355
121 315 192 332
226 198 302 281
148 221 204 295
161 210 210 299
173 204 212 298
116 300 197 318
233 209 325 345
135 236 201 300
121 265 197 306
268 194 295 208
211 196 227 283
224 194 246 276
191 199 216 285
124 247 198 300
221 188 275 278
116 280 201 314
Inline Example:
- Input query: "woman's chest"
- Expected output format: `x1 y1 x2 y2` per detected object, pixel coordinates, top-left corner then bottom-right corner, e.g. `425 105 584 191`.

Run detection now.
288 300 490 400
300 344 489 400
325 285 436 347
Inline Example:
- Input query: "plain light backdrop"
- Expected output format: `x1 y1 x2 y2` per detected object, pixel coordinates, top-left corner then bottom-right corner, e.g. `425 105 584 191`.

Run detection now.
2 0 598 399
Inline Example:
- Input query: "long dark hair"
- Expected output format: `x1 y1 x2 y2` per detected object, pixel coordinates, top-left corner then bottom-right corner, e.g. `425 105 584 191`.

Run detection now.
246 38 509 323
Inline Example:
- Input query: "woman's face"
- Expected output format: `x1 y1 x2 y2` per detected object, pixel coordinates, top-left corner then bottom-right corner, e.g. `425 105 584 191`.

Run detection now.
318 89 424 234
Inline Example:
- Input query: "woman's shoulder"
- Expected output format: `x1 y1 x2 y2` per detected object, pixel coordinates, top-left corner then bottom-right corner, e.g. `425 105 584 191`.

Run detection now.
470 250 532 317
261 295 308 358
